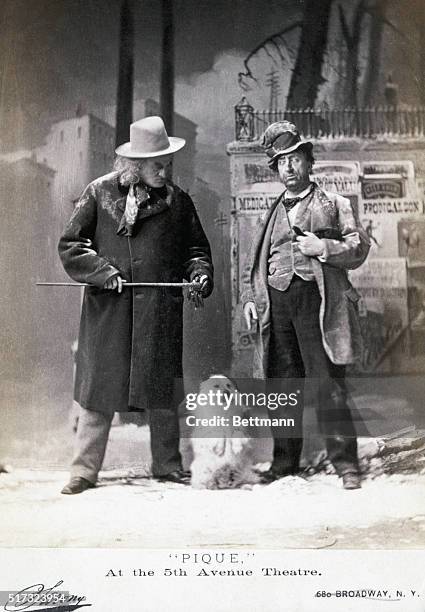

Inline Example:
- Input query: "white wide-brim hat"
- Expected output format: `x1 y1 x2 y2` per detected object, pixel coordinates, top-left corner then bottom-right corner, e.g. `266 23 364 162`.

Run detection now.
115 116 186 158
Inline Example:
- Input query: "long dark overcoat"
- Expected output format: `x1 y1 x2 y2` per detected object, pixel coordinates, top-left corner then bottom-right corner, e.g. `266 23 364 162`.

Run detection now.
244 183 370 378
59 171 213 414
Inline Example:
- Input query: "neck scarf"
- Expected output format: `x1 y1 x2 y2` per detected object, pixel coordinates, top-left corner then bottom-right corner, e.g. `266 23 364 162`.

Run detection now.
122 183 150 235
117 182 172 237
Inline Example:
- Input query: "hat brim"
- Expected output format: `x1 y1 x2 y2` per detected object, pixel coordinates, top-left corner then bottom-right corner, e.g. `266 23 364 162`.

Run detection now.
115 136 186 158
269 140 313 161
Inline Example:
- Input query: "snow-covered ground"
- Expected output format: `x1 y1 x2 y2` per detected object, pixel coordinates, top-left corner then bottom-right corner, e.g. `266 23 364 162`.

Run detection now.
1 463 425 549
2 379 425 550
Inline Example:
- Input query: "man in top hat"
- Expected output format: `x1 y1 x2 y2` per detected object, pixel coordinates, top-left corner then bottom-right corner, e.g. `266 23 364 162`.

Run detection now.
59 116 213 493
243 121 370 489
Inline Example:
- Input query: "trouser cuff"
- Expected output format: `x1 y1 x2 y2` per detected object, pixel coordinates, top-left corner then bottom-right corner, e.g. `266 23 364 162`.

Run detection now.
69 468 98 485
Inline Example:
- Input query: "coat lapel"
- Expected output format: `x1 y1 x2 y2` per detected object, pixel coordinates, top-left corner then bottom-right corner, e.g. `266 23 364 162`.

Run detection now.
308 183 338 230
250 193 283 271
249 193 285 377
291 183 336 232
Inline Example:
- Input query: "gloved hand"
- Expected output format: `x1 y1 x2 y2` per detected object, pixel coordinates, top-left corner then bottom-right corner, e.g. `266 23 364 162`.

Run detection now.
190 273 212 298
187 273 212 309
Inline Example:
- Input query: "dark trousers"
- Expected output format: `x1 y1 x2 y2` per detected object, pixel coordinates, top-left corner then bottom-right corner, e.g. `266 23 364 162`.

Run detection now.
267 278 359 476
71 405 182 482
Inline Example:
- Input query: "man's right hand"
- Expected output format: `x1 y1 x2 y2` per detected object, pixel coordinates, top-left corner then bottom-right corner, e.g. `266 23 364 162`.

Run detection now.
243 301 258 330
103 275 123 293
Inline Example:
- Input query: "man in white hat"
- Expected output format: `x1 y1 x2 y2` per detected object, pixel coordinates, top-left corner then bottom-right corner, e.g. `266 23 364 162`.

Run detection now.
59 116 213 493
243 121 370 489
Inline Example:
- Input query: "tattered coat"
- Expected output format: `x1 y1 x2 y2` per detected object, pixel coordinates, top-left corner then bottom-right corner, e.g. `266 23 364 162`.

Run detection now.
59 172 213 414
245 183 370 378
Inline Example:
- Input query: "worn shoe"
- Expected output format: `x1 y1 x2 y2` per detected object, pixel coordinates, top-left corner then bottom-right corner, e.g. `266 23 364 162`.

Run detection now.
258 467 295 483
61 477 96 495
342 472 361 490
156 470 191 485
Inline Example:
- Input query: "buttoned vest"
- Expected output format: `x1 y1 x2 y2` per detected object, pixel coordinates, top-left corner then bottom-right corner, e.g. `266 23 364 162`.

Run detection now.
268 193 315 291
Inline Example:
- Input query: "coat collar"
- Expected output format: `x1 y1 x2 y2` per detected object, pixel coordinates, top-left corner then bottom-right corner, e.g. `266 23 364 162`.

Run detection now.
115 179 174 235
116 178 170 211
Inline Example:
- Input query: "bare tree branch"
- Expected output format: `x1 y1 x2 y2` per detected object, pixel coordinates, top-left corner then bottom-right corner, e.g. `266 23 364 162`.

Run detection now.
238 22 301 90
269 39 289 65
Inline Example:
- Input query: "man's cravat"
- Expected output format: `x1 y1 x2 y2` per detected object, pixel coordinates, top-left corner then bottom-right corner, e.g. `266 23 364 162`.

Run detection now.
283 186 314 213
117 183 172 237
282 197 301 212
118 183 149 236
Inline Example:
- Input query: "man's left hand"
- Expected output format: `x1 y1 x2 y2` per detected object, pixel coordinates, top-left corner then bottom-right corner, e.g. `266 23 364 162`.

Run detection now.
296 231 325 257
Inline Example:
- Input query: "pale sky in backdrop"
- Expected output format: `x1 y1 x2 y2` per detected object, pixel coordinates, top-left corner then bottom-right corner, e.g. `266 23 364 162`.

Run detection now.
0 0 422 151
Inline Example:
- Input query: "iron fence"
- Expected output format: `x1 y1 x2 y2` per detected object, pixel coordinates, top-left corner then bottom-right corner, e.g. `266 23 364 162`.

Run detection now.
235 99 425 141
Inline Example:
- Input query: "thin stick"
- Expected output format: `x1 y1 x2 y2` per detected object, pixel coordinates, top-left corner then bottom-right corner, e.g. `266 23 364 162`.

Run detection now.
36 281 192 288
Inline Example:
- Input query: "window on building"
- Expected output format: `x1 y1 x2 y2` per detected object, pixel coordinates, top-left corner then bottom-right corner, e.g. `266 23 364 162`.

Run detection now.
77 126 82 138
79 152 83 163
60 130 64 142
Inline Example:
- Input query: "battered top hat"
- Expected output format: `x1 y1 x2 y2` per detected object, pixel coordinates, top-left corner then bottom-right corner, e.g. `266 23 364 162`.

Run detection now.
261 120 313 162
115 116 186 158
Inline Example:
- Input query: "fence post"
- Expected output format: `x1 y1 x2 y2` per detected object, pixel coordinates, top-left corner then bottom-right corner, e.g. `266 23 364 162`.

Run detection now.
234 97 254 141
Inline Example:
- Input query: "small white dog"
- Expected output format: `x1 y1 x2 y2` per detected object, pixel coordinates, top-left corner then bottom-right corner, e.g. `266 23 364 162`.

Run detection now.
189 375 261 489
